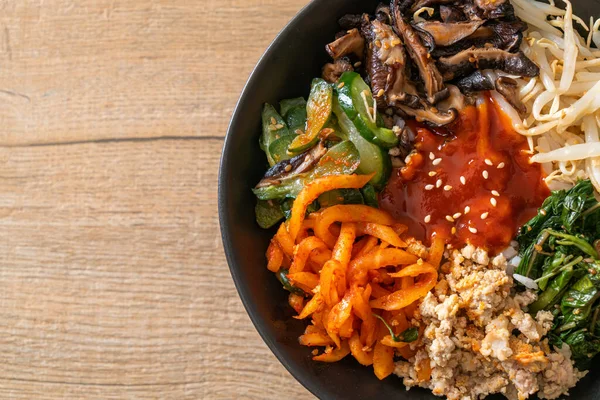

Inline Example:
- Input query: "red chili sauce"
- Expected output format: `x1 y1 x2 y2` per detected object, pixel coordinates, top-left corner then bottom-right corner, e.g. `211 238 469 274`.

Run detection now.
379 94 551 254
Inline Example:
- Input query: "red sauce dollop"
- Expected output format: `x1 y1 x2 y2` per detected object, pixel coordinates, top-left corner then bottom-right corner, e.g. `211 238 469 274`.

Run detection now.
379 94 550 254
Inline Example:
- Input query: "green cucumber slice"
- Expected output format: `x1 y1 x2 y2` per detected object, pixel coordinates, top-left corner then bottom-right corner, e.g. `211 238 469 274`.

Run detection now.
333 96 391 189
260 104 290 166
268 135 295 165
336 72 398 149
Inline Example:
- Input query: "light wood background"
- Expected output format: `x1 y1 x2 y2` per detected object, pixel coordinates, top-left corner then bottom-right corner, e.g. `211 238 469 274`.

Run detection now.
0 0 316 398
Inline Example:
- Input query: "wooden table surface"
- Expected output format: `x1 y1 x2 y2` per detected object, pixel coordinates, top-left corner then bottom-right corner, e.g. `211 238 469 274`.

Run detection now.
0 1 315 398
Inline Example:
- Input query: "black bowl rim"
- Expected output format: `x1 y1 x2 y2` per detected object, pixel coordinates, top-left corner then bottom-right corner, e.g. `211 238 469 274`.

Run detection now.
218 0 327 398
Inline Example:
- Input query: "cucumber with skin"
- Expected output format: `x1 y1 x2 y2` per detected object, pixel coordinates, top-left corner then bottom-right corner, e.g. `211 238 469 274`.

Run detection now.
260 104 291 166
280 97 307 133
332 96 391 189
336 72 398 149
288 79 333 154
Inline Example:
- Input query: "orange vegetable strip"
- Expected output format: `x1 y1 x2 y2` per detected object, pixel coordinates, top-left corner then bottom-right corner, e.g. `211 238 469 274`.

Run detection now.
400 276 418 317
348 248 419 286
326 292 353 347
339 314 354 338
416 356 432 382
266 240 284 273
349 331 374 366
275 223 295 256
398 346 417 360
299 332 335 347
288 293 305 314
373 326 395 380
287 272 320 292
350 286 377 348
392 223 408 236
289 174 374 242
304 325 322 335
332 222 357 268
428 235 445 269
315 204 395 248
354 236 379 258
320 260 342 307
295 292 324 319
356 222 406 248
289 236 328 274
310 248 332 267
370 264 438 310
370 282 392 298
312 340 351 362
380 336 410 348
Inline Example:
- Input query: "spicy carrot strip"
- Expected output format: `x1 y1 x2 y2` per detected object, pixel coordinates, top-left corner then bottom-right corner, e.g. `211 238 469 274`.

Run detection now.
288 293 305 315
350 285 377 348
295 292 324 319
349 331 374 366
370 263 438 311
428 235 445 269
370 282 392 298
354 235 379 258
288 272 320 292
275 222 295 256
332 222 357 268
288 174 374 242
289 236 328 274
313 340 351 362
373 326 395 380
380 336 410 348
348 247 419 286
326 292 353 347
314 204 395 248
266 240 284 273
299 332 335 347
356 222 407 248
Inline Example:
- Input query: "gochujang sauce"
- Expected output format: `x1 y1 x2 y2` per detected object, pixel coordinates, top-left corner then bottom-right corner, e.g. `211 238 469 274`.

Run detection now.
380 94 550 254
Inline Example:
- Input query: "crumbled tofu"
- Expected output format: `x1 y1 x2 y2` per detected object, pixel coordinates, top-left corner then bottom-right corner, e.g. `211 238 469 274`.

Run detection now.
394 245 584 400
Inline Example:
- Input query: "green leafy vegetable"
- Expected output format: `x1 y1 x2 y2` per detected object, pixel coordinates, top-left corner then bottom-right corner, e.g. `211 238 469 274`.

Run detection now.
276 268 306 296
516 179 600 369
255 199 285 229
318 189 364 208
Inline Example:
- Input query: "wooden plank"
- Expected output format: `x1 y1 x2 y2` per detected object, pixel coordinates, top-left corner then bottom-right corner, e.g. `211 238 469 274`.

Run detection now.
0 0 310 145
0 138 312 399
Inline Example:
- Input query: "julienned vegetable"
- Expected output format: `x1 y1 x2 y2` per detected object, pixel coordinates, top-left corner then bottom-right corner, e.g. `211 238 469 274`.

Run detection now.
515 179 600 369
337 72 398 149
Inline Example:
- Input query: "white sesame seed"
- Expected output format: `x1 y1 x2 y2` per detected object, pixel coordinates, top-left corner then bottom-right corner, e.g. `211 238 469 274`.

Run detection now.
497 162 505 169
491 190 500 197
460 176 466 185
464 206 471 214
485 159 493 166
425 184 434 190
436 179 442 188
424 215 431 223
446 215 455 222
444 185 453 191
453 212 462 219
468 226 478 234
429 152 435 160
481 212 489 220
482 170 489 179
428 171 437 177
490 197 497 207
451 227 457 234
432 158 442 166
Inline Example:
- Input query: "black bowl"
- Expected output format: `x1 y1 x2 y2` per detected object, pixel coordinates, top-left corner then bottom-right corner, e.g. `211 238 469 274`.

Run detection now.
218 0 600 398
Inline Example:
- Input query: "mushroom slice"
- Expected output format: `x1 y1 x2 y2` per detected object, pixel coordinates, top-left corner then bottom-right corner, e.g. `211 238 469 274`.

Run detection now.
440 5 466 22
256 142 328 188
322 59 354 83
454 70 495 92
397 103 458 126
409 0 454 13
495 76 526 114
437 47 540 81
414 21 485 47
392 0 447 104
326 28 365 59
338 14 365 30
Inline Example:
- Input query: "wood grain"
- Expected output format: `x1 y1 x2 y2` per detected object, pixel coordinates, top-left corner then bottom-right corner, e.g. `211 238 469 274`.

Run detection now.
0 0 315 399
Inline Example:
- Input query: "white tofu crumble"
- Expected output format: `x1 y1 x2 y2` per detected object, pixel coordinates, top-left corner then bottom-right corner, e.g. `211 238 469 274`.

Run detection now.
394 245 586 400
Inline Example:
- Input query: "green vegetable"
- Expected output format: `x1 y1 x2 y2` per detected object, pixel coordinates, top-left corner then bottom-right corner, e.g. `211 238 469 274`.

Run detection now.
373 314 418 342
255 199 285 229
280 199 319 220
260 104 291 166
288 79 333 153
268 135 296 165
253 140 360 200
516 179 600 369
361 184 379 208
336 72 398 148
333 96 391 189
276 268 306 296
280 97 307 133
318 189 364 208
